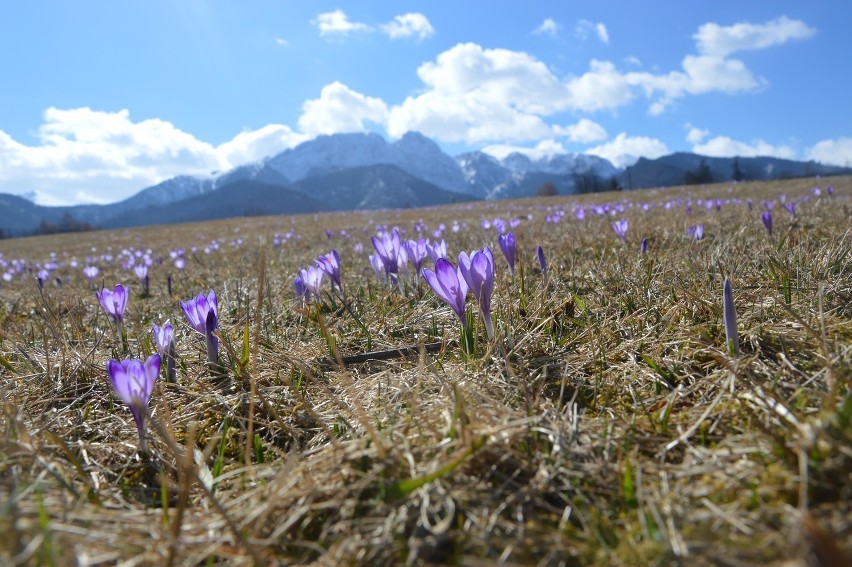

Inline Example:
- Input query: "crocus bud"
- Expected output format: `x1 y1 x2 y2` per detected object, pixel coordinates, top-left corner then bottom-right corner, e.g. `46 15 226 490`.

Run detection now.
723 277 739 357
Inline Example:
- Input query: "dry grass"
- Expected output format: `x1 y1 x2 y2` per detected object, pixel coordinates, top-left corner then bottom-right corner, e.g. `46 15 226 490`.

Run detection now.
1 177 850 566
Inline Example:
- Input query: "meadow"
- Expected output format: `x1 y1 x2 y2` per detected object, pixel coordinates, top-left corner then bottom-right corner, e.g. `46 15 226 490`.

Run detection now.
0 176 850 566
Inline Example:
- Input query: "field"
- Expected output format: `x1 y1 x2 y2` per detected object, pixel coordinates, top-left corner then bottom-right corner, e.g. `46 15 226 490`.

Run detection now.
1 177 850 566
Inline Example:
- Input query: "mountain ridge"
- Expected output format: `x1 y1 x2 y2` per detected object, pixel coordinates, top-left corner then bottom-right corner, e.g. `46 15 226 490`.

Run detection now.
1 131 850 237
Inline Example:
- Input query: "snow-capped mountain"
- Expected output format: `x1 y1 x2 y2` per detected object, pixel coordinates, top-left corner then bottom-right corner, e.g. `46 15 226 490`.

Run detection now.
457 150 620 199
266 131 471 195
116 131 622 210
123 175 215 208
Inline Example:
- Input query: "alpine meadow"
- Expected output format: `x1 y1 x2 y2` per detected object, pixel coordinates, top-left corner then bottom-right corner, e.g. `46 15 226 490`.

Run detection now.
0 175 850 565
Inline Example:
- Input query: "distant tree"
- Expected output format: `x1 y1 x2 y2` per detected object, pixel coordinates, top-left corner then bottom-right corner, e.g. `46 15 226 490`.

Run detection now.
37 213 93 235
573 174 597 194
684 159 714 185
536 182 559 197
731 157 746 181
610 177 623 192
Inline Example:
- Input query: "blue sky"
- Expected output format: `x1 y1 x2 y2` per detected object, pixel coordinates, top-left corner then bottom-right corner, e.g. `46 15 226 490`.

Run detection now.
1 1 850 205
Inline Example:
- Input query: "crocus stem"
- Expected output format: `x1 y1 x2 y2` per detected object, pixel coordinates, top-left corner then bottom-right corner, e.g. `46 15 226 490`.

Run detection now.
116 323 128 355
206 331 219 374
205 309 220 375
166 343 177 383
483 313 494 340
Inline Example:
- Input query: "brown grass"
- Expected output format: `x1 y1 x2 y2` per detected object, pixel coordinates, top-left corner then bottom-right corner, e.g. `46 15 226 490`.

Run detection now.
1 177 850 566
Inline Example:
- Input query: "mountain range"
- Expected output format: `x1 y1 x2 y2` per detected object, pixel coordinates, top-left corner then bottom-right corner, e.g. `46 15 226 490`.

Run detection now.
2 131 849 237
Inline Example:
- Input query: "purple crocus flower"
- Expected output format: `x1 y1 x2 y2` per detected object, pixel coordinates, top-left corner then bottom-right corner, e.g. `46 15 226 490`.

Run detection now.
640 237 648 254
96 284 129 326
180 290 219 369
422 258 469 327
107 354 161 452
784 202 796 217
723 277 739 357
294 275 308 301
688 224 705 240
368 253 385 282
761 211 773 235
458 248 495 338
426 239 448 264
537 245 547 278
316 250 342 291
134 264 149 295
402 239 429 280
611 218 628 242
83 266 99 283
296 266 325 302
180 290 217 334
371 228 402 277
152 322 177 383
498 232 516 274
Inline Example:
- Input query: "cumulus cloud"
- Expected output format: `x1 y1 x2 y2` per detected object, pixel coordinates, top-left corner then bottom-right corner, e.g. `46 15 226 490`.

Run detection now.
275 37 288 46
694 16 816 57
553 118 607 143
381 13 434 40
298 81 389 136
482 139 568 161
384 44 648 143
807 138 852 166
585 133 669 168
217 124 306 166
533 18 560 37
691 135 795 159
0 107 304 205
630 55 763 115
312 10 369 37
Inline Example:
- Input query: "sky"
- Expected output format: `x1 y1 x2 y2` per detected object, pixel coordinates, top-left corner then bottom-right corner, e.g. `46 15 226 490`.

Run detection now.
1 1 851 206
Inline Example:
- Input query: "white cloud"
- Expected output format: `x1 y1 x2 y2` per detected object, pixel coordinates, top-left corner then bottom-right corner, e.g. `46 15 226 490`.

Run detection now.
685 126 709 144
585 133 669 168
807 138 852 166
275 37 288 46
553 118 607 143
298 81 389 136
691 135 795 159
575 20 609 44
533 18 560 37
482 139 567 161
596 23 610 45
383 36 776 143
387 43 571 143
694 16 816 57
566 60 636 111
384 44 645 142
628 54 762 114
0 108 305 205
217 124 306 166
381 13 434 40
312 10 369 37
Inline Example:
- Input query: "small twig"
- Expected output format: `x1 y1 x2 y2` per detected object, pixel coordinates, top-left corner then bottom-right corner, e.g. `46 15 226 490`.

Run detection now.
317 341 446 370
